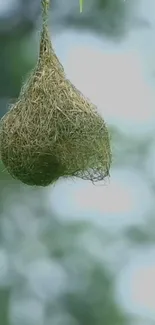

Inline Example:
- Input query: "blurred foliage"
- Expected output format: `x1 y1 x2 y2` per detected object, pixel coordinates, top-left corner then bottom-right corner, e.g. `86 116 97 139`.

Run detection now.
0 0 154 324
110 125 154 170
63 265 125 325
0 289 10 325
62 0 134 39
0 36 36 99
0 182 128 325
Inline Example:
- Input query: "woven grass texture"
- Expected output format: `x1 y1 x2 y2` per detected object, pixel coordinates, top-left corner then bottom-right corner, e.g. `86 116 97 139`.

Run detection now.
0 0 112 187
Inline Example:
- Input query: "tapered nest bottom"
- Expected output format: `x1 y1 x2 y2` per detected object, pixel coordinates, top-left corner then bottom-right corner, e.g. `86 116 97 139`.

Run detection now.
0 109 112 187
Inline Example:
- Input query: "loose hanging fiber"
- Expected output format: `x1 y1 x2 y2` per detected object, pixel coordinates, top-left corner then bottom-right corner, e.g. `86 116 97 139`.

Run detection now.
0 0 112 187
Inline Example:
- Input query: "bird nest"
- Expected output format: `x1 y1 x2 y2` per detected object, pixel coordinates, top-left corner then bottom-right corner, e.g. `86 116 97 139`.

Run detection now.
0 0 112 187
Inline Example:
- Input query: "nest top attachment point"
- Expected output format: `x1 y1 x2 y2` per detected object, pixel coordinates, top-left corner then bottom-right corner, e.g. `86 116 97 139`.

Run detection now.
41 0 50 18
0 0 112 187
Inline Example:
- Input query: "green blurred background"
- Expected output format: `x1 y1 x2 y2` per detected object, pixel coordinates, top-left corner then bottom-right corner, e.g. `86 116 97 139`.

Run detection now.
1 0 155 324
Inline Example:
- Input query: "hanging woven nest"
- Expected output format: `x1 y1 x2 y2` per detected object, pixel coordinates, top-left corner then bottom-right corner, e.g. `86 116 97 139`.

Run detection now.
0 0 112 187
